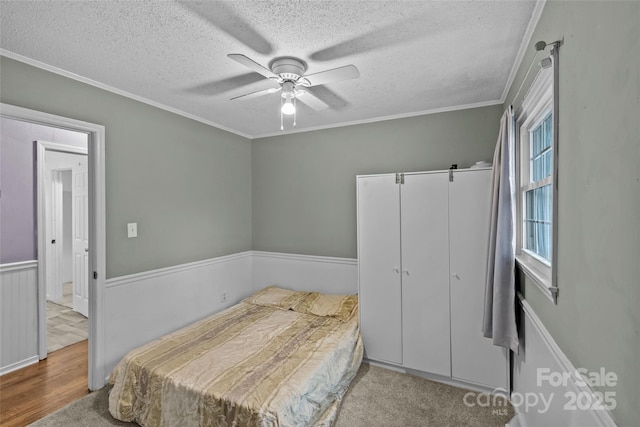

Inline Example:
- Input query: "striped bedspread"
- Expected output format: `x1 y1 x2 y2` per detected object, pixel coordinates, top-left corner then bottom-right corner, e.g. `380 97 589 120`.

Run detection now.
108 299 363 427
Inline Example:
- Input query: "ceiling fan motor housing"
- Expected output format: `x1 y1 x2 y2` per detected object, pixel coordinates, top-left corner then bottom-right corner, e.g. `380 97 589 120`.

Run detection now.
271 57 307 81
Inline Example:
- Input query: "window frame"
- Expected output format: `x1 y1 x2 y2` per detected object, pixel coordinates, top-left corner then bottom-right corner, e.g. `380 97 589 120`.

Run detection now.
515 62 559 303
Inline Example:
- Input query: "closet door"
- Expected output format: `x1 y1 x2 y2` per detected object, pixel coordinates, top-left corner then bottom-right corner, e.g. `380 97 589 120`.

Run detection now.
401 172 451 375
449 169 508 389
357 175 402 364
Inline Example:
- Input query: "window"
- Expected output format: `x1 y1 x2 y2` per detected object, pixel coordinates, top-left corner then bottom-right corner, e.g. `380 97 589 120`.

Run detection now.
524 112 552 261
516 63 558 303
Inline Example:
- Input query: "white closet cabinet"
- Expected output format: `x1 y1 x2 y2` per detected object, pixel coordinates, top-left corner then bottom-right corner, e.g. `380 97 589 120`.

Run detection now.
357 168 508 390
449 169 508 388
399 172 451 375
357 174 403 364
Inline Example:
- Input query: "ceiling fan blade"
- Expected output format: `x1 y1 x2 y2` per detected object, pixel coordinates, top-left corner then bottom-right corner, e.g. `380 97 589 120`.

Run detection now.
296 89 329 111
230 86 281 101
228 54 278 79
184 73 267 96
300 65 359 87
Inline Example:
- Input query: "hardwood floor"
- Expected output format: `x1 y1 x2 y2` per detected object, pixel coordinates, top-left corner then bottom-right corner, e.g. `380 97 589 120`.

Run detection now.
0 340 89 427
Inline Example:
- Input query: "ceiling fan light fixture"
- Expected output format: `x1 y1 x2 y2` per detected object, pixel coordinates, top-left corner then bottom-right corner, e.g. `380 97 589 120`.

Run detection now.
281 99 296 115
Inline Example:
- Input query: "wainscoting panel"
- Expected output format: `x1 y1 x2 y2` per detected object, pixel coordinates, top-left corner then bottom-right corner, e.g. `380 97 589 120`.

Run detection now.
252 251 358 295
1 252 357 381
104 252 253 377
0 261 39 375
512 296 616 427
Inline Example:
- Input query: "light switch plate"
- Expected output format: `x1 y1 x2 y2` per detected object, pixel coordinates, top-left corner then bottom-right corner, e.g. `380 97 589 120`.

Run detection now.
127 223 137 238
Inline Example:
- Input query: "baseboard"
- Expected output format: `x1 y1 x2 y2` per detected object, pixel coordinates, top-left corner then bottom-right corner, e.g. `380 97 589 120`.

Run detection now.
252 251 358 295
514 294 617 426
0 355 38 376
363 358 499 394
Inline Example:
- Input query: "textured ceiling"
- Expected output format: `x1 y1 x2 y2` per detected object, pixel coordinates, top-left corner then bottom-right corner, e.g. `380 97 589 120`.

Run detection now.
0 1 538 138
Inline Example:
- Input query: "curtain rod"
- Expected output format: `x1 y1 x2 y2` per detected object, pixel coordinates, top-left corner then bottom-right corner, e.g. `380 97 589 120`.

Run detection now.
510 51 542 109
511 39 563 110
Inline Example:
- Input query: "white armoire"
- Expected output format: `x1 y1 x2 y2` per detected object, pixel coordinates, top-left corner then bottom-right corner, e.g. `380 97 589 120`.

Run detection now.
356 168 508 390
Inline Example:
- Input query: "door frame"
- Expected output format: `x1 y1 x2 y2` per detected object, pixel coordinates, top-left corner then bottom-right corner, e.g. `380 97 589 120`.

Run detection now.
38 142 88 315
1 103 106 391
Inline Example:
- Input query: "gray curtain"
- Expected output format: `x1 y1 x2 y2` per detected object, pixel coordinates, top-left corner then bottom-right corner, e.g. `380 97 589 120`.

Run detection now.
483 106 519 353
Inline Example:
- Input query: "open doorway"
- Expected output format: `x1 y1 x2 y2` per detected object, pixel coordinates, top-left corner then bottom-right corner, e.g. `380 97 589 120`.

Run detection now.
39 143 89 353
1 103 106 390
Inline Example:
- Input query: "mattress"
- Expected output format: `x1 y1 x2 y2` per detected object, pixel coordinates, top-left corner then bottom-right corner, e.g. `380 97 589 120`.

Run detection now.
108 292 363 427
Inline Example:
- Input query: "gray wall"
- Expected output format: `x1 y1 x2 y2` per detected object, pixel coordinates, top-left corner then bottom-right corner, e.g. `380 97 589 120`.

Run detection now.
0 117 87 264
252 106 502 258
0 56 253 278
505 2 640 425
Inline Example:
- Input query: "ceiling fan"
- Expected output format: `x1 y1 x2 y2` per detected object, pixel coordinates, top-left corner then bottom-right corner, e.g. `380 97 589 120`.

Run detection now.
227 54 359 128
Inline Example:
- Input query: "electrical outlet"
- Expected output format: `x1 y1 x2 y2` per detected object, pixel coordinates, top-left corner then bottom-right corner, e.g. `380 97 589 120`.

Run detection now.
221 291 227 303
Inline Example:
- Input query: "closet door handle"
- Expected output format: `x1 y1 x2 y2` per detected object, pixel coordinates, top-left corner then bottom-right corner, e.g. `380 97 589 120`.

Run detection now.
452 273 460 280
402 270 410 276
392 267 400 274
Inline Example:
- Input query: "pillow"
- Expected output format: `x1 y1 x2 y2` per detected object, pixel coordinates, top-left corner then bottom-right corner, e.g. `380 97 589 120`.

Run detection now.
245 285 309 310
291 292 358 322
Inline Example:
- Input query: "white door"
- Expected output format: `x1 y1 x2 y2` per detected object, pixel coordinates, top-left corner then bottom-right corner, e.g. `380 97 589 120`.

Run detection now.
357 174 402 364
449 169 508 389
72 156 89 317
401 172 451 375
45 152 79 303
45 169 64 302
43 148 89 317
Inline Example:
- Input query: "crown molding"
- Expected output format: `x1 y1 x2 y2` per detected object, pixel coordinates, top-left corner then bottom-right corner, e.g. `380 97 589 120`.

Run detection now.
499 0 548 103
0 49 253 140
253 99 503 139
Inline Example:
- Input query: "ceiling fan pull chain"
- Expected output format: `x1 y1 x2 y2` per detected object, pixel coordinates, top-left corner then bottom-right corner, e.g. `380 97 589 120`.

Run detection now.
280 97 284 130
293 97 297 127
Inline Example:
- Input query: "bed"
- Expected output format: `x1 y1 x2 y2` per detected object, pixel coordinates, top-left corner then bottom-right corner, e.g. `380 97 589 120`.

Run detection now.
108 286 363 427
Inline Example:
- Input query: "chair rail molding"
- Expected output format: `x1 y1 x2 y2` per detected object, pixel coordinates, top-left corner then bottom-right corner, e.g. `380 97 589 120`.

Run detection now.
251 251 358 295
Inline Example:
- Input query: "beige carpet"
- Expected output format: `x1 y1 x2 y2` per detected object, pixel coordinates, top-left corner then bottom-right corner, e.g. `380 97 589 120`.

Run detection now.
28 364 513 426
